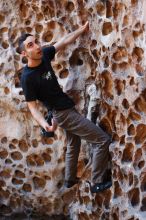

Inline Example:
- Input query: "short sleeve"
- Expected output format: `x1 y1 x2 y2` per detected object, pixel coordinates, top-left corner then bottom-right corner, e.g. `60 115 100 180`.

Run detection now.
21 77 37 102
43 46 56 61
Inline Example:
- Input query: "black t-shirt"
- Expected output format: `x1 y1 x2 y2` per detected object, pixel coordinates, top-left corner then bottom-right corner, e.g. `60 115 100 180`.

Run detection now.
21 46 75 110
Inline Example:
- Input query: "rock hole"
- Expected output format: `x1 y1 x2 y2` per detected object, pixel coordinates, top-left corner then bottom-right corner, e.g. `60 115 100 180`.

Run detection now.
122 143 134 162
127 217 135 220
141 197 146 211
42 31 53 42
0 27 8 33
15 170 25 179
134 149 142 162
128 110 141 121
133 30 142 38
132 47 144 62
120 135 125 145
56 64 62 70
35 24 43 33
119 62 129 70
123 15 129 27
128 188 140 207
11 151 23 160
12 178 23 185
135 124 146 144
92 49 100 61
104 56 109 67
138 161 145 169
0 205 12 215
0 14 5 23
112 133 120 142
77 58 83 65
42 5 55 18
18 139 28 152
59 69 69 79
91 39 97 48
26 155 36 166
26 27 32 33
106 0 113 18
4 87 10 95
25 20 31 25
33 154 44 166
129 77 135 85
96 2 105 16
113 2 123 19
33 176 46 189
112 213 119 220
36 12 44 21
9 143 16 149
128 124 135 136
69 50 84 66
113 47 127 61
22 183 32 192
88 7 93 13
112 63 118 72
101 70 113 98
129 172 133 186
1 137 7 143
0 149 8 159
65 1 74 12
131 0 138 6
14 69 22 88
113 51 121 61
133 148 143 169
47 21 56 29
20 3 28 18
2 41 9 49
19 90 24 95
134 97 146 113
99 117 112 135
141 174 146 192
136 64 144 76
31 139 38 148
122 99 129 109
114 181 122 198
42 152 51 162
0 169 11 178
102 22 113 35
115 79 125 96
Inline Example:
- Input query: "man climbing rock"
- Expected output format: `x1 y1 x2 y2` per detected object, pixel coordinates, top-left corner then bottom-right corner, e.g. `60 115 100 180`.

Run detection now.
19 21 112 193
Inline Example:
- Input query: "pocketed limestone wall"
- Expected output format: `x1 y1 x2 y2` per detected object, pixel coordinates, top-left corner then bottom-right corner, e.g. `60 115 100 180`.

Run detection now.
0 0 146 219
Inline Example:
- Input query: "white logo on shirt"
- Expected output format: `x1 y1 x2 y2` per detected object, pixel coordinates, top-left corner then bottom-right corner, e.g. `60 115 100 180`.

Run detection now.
43 71 52 80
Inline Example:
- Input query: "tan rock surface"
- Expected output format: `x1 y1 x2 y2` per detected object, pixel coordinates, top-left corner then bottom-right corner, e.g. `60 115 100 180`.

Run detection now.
0 0 146 219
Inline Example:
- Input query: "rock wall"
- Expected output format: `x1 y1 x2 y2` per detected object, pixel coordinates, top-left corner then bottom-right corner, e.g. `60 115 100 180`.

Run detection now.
0 0 146 219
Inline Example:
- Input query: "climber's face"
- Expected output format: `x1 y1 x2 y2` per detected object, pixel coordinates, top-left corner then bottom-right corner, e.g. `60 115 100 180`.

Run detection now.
22 36 42 61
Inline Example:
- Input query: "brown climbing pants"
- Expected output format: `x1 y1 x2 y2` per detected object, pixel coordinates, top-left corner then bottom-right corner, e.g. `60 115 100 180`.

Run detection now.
53 107 111 184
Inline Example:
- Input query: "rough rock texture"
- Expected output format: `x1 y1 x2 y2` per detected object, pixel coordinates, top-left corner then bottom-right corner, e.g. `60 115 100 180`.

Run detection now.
0 0 146 219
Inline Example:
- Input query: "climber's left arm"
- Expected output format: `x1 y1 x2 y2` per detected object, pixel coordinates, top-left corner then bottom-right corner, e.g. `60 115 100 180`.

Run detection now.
53 21 89 52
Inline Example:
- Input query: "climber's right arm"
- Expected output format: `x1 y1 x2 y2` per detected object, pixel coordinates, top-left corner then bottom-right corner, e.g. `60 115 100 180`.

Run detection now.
27 101 57 131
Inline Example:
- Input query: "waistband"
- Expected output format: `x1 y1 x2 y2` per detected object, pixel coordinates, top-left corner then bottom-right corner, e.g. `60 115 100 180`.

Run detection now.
52 106 75 114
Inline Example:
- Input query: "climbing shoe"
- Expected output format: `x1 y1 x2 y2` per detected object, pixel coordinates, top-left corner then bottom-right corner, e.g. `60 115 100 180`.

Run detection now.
88 180 112 193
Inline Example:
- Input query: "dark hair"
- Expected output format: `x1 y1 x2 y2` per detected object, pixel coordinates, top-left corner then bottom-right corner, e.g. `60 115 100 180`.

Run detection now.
18 33 33 54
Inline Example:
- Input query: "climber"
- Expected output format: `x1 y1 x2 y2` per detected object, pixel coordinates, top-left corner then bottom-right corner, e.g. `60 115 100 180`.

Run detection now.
18 21 112 193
